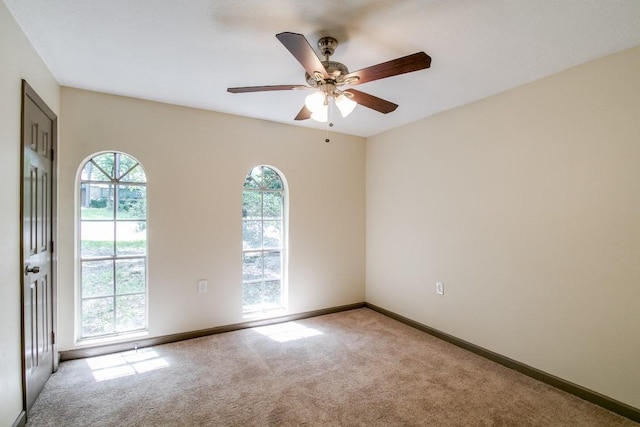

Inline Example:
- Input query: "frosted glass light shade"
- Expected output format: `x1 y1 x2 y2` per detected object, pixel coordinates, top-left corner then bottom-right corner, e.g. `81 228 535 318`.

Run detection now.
335 94 357 117
305 91 326 113
310 105 328 122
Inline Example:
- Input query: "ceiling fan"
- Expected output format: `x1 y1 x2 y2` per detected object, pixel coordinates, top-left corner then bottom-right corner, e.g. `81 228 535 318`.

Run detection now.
227 32 431 123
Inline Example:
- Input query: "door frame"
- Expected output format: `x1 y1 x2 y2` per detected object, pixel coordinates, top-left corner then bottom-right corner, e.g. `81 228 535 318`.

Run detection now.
20 80 59 414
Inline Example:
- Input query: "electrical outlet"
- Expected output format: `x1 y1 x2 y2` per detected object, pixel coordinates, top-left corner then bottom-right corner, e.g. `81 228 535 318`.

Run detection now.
436 281 444 295
198 279 208 293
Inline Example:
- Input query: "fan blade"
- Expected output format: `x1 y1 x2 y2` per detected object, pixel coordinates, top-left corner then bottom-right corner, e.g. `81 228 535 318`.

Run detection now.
227 85 308 93
294 105 312 121
345 52 431 85
347 89 398 114
276 32 328 78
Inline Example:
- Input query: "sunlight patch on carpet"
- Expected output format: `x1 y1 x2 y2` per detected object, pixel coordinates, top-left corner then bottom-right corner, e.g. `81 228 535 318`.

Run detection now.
86 348 169 381
253 321 323 342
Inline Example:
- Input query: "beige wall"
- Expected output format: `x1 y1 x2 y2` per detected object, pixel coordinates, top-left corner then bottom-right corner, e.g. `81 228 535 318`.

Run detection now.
0 2 60 425
58 87 366 350
366 46 640 408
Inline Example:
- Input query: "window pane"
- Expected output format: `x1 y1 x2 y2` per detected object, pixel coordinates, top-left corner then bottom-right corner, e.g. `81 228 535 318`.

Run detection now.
116 186 146 219
243 174 259 190
82 297 114 337
116 154 138 180
121 164 146 183
82 260 114 298
116 221 146 256
81 184 114 220
81 221 114 258
116 259 145 294
115 294 146 332
242 191 261 218
262 168 283 190
242 282 263 311
263 192 282 218
264 251 281 280
243 221 262 250
243 252 263 282
250 167 263 187
263 280 282 307
81 161 110 182
92 154 116 179
263 221 282 249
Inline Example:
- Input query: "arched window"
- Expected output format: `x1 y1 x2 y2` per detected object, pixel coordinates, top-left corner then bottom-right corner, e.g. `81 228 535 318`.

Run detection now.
78 152 147 339
242 166 287 314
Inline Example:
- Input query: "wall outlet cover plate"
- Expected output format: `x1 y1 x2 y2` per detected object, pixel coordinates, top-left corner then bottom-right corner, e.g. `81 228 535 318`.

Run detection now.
198 279 208 293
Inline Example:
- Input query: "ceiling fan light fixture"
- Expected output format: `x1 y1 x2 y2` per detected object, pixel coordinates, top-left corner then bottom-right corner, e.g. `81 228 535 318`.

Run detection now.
335 93 357 118
304 91 326 113
310 105 328 122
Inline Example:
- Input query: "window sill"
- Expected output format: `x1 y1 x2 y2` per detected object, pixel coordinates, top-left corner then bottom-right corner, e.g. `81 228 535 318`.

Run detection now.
242 308 287 321
75 330 149 348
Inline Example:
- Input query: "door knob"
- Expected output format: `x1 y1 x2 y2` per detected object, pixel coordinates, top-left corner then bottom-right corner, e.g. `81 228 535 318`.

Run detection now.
25 265 41 275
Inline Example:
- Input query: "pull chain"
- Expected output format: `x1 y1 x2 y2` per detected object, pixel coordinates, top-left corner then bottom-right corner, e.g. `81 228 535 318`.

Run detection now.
325 100 333 143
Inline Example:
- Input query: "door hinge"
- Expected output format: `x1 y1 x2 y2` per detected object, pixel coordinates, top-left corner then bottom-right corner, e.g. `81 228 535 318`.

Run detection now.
51 148 55 161
51 331 56 345
50 240 54 253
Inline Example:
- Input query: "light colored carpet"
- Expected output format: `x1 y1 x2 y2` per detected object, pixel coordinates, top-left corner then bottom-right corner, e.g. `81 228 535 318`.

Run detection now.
26 308 637 426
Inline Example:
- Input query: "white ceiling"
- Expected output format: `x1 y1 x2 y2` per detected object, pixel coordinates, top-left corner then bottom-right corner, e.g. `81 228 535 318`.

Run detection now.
5 0 640 137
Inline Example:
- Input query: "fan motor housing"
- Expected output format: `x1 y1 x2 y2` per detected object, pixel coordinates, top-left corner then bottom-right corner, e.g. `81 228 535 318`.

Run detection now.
305 61 350 87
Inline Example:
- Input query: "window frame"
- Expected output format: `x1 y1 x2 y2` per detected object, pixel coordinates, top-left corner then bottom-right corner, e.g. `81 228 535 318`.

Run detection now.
76 151 148 341
242 165 288 315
